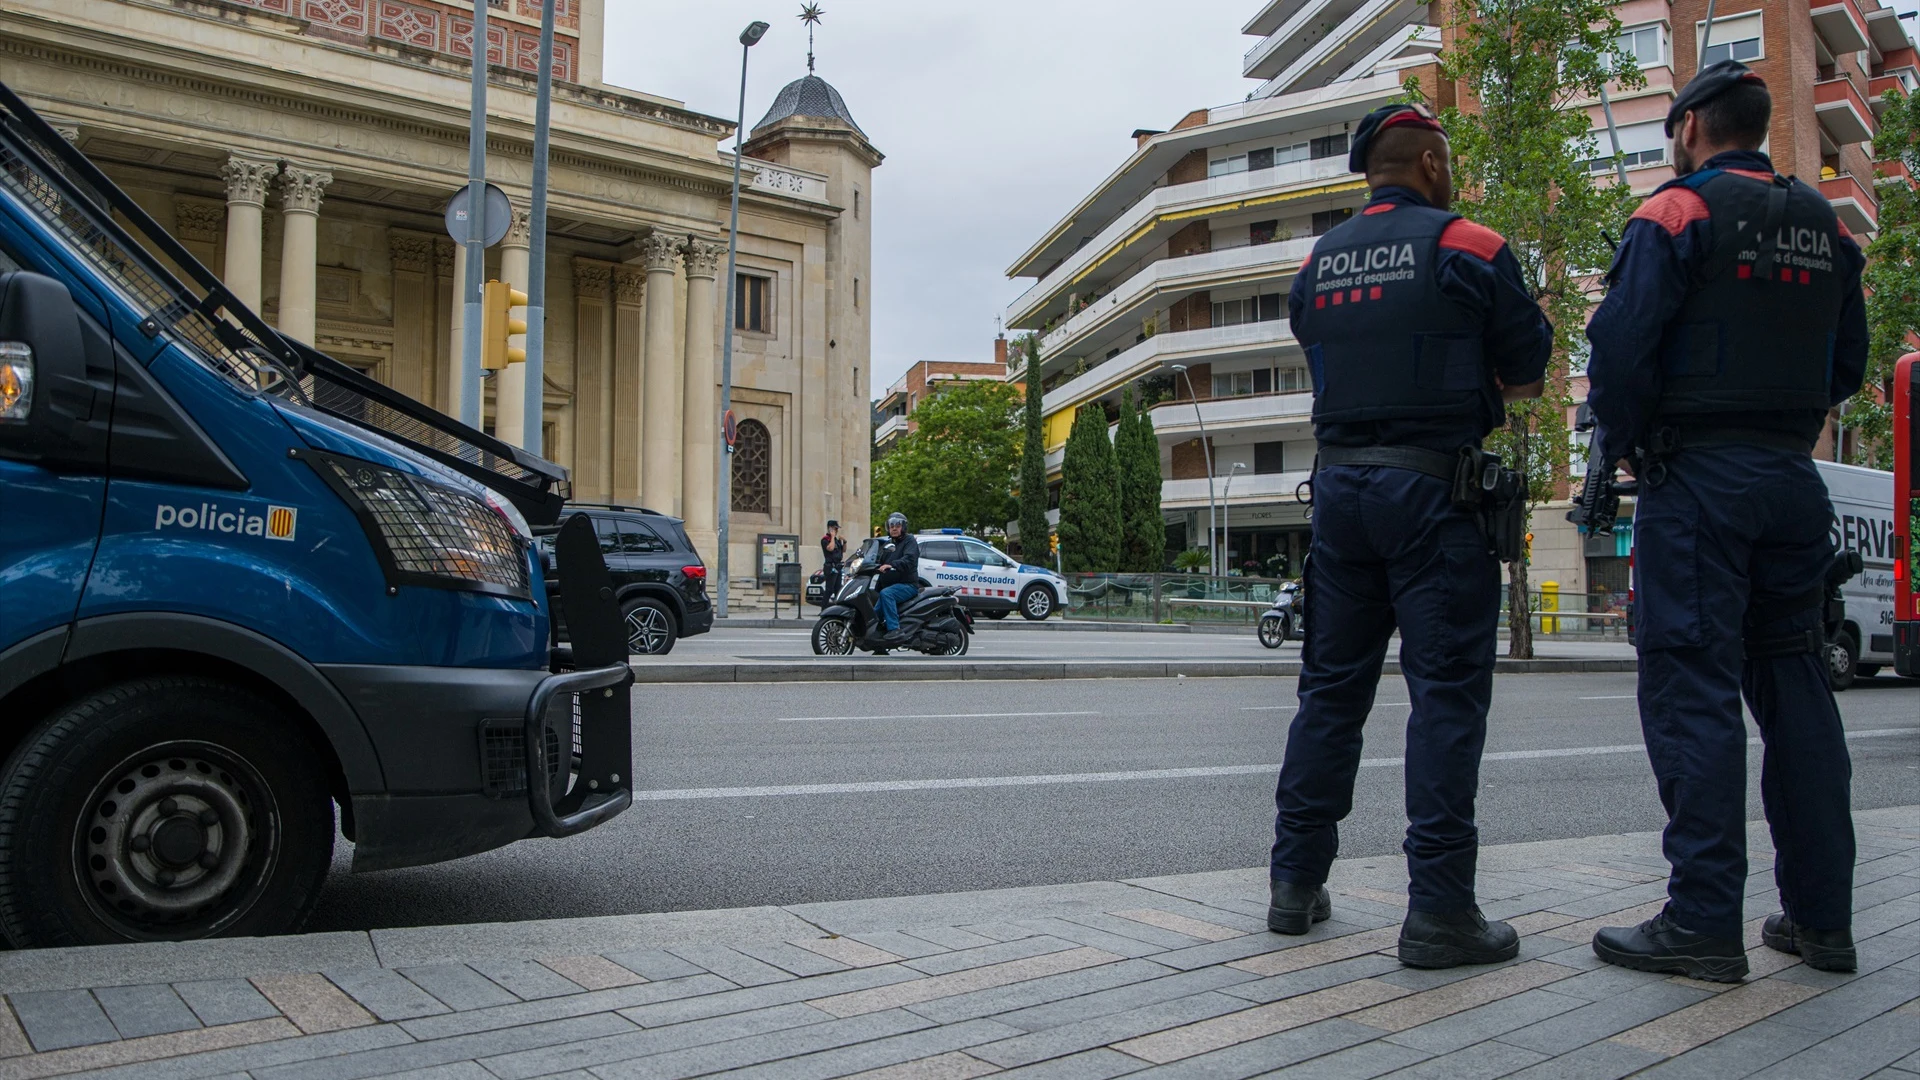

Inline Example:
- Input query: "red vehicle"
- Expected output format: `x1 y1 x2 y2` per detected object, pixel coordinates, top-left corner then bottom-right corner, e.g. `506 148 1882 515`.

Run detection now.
1896 355 1917 677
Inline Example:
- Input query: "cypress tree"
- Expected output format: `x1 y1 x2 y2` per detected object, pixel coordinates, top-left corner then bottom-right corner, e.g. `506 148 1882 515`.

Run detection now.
1056 401 1121 573
1121 393 1167 571
1016 336 1051 562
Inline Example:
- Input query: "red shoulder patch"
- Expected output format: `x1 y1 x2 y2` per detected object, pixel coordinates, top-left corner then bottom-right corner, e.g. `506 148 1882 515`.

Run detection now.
1629 187 1710 236
1722 168 1775 182
1438 218 1506 261
1836 218 1854 242
1363 202 1396 215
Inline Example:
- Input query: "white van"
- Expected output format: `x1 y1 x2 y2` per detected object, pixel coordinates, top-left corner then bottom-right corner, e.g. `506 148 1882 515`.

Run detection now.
1817 460 1898 689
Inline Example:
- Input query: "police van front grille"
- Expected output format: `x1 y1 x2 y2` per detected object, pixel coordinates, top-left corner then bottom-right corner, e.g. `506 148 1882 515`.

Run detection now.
477 713 570 797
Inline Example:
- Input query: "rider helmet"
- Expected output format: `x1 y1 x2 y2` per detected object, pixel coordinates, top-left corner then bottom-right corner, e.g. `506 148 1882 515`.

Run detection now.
886 512 908 532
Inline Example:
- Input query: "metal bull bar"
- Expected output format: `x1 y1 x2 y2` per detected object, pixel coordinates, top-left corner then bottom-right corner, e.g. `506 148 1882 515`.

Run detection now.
525 513 634 838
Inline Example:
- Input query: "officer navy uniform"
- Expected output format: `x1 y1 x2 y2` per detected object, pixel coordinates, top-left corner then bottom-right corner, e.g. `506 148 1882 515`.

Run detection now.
1268 104 1552 967
1586 61 1868 980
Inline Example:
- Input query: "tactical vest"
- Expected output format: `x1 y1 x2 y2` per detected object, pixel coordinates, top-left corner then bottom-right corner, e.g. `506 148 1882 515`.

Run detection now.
1651 169 1844 419
1296 203 1498 426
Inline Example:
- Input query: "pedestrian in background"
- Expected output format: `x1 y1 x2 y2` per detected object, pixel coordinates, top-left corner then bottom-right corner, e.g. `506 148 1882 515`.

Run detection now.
1268 103 1552 969
820 519 846 602
1584 61 1866 981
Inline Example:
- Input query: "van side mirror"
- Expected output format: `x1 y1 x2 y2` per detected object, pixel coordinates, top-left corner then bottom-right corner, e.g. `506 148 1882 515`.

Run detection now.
0 271 92 457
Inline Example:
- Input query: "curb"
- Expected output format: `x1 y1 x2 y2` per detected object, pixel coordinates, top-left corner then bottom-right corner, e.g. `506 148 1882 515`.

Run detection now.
629 658 1639 683
711 617 1191 633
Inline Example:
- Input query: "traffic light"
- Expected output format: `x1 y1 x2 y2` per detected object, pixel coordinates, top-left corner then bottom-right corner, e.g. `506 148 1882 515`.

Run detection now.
481 279 528 371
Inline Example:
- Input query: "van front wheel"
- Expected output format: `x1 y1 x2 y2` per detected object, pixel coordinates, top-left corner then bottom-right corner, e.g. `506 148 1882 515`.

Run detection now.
0 677 334 947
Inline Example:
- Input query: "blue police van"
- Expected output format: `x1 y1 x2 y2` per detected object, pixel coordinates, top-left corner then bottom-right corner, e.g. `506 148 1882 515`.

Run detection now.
0 86 634 946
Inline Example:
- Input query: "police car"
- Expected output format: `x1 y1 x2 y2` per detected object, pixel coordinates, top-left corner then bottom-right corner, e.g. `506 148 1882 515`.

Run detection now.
915 530 1067 620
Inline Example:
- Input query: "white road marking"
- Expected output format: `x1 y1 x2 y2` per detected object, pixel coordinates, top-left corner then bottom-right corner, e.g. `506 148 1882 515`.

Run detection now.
771 710 1103 723
1579 695 1638 700
632 728 1916 801
1240 702 1410 712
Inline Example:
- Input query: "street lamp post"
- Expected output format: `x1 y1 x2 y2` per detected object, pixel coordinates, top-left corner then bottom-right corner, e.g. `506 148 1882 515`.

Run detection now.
715 19 770 620
1169 364 1216 572
1224 462 1248 575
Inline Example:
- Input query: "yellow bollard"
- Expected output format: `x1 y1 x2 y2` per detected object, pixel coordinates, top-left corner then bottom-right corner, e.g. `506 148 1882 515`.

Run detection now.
1540 580 1559 634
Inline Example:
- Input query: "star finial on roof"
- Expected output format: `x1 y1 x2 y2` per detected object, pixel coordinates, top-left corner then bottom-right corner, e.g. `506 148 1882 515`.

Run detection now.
800 3 824 74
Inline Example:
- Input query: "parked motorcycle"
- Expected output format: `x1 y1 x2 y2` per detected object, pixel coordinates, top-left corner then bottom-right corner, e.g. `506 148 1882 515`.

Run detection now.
1258 581 1306 649
811 540 973 656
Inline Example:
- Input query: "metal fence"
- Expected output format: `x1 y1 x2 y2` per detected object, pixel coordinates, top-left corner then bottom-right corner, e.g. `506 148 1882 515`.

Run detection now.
1059 573 1628 637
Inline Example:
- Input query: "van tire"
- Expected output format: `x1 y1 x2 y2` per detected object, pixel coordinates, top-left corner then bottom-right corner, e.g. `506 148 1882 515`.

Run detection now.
0 677 334 947
1827 630 1859 692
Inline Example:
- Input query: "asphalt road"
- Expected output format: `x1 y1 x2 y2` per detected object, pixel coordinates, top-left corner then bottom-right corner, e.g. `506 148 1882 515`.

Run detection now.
307 671 1920 932
660 624 1639 663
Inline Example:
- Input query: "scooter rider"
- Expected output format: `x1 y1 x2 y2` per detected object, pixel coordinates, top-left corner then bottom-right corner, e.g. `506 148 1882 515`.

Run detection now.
875 512 920 646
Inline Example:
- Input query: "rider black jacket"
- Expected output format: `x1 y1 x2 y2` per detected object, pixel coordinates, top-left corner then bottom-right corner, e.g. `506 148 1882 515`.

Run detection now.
877 533 918 589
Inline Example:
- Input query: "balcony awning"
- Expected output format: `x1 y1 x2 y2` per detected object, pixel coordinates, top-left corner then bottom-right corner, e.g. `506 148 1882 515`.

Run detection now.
1812 1 1872 56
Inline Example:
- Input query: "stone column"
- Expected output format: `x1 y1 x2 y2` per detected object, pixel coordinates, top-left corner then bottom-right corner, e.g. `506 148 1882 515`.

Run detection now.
433 239 457 415
679 238 723 555
389 233 436 403
611 265 646 502
638 233 681 514
274 165 331 343
572 258 614 501
494 206 533 448
220 156 275 312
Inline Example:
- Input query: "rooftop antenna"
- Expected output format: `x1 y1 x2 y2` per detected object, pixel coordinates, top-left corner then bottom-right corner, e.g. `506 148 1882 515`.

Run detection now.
800 3 824 74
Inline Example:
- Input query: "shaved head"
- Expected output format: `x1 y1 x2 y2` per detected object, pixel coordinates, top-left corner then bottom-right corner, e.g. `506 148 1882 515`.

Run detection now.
1364 126 1454 209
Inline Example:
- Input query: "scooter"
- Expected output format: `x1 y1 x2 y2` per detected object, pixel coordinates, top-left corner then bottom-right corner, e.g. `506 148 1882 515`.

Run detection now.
1258 581 1306 649
811 541 973 656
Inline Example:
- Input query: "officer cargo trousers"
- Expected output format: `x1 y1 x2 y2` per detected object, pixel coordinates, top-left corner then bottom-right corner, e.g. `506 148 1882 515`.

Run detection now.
1271 465 1499 913
1631 446 1855 941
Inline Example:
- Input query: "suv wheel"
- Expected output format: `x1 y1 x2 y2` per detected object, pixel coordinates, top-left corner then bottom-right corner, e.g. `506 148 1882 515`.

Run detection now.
623 598 678 656
1019 584 1056 621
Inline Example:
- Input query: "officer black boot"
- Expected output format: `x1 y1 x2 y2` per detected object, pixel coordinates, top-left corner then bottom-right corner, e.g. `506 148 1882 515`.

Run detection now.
1397 907 1519 968
1592 911 1748 983
1267 880 1331 935
1762 913 1856 973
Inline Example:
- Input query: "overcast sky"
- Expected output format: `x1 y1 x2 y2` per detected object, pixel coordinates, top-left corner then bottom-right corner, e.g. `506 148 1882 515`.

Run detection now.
601 0 1259 396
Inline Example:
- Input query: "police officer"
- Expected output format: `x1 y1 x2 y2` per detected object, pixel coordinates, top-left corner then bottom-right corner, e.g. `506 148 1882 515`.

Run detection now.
821 519 846 601
1269 103 1552 968
1585 61 1866 981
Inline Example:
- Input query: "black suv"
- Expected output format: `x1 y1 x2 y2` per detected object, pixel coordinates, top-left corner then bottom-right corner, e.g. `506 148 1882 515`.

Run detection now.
538 504 712 655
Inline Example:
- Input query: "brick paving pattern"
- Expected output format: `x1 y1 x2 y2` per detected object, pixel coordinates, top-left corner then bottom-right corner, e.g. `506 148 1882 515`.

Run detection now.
0 807 1913 1079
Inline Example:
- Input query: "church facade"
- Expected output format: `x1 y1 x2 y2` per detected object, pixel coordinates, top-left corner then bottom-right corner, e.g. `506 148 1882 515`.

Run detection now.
0 0 880 589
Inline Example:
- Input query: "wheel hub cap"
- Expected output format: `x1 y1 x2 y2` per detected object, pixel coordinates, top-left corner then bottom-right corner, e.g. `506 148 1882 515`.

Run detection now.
82 753 257 927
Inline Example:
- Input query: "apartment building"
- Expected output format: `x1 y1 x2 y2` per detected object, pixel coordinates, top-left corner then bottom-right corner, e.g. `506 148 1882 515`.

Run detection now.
1002 0 1444 572
872 337 1011 456
1546 0 1920 608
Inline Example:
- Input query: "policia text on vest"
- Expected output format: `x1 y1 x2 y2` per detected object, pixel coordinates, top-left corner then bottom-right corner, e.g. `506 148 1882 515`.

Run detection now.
1265 103 1554 970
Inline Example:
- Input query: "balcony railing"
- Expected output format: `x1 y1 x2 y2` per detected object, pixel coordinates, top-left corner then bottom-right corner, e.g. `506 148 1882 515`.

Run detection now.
1010 159 1351 328
1037 236 1317 360
1162 471 1313 507
1243 0 1373 80
1045 322 1300 420
1820 172 1879 233
1869 73 1909 117
1814 77 1876 147
872 414 909 444
1151 390 1315 434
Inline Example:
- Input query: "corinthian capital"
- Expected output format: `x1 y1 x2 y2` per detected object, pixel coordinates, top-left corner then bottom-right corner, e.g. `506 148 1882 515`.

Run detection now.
638 232 680 274
573 257 613 295
680 237 724 280
276 165 332 214
222 156 277 206
504 204 533 248
612 265 647 304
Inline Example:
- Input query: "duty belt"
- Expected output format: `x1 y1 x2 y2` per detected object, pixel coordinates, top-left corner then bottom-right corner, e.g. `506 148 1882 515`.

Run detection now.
1314 444 1460 481
1649 426 1815 457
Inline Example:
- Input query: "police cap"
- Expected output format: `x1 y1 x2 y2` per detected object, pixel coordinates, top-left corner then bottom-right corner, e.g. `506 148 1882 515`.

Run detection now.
1347 103 1446 173
1665 60 1768 137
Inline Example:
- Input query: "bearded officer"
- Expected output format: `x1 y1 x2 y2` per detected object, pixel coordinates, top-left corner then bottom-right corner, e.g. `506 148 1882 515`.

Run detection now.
1585 61 1867 981
1268 103 1551 969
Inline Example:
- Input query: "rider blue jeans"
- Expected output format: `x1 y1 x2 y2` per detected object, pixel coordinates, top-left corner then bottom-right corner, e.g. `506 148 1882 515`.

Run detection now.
877 583 917 632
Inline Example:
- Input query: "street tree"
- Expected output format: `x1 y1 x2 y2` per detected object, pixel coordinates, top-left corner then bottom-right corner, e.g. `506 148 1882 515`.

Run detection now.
1854 88 1920 467
1057 401 1122 573
1118 387 1166 571
1418 0 1640 658
1016 335 1053 559
869 378 1023 539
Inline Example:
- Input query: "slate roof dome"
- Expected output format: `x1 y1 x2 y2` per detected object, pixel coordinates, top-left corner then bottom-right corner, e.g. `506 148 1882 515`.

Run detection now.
753 75 864 137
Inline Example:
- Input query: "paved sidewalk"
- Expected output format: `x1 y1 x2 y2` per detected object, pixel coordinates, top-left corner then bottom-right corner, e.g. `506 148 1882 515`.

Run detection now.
1 808 1913 1079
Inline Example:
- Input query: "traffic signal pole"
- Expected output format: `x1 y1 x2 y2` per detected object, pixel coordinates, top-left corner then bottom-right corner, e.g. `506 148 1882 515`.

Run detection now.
521 0 557 453
457 0 489 429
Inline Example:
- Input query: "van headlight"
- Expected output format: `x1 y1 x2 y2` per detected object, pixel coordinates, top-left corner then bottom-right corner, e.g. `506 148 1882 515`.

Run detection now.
303 451 531 599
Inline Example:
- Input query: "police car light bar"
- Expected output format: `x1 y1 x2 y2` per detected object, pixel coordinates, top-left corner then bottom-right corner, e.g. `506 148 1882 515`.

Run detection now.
936 528 966 534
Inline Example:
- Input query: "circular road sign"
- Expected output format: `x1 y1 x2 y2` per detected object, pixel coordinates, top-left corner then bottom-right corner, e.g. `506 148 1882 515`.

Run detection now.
444 183 513 248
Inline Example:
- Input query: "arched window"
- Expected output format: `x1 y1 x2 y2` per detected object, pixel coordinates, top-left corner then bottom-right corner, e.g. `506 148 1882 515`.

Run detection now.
732 419 771 515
